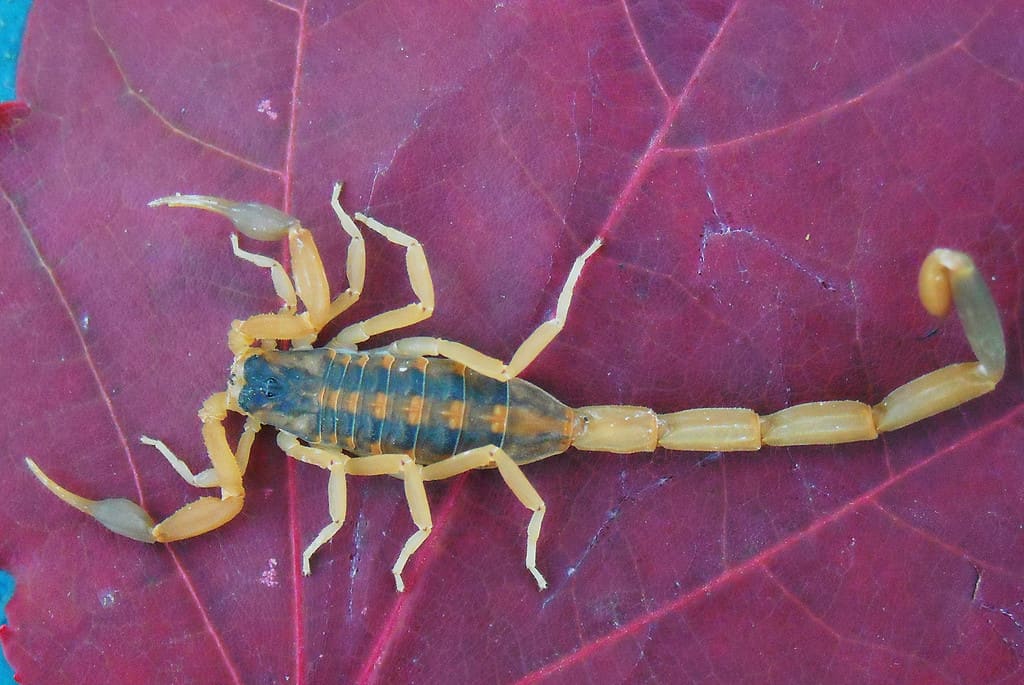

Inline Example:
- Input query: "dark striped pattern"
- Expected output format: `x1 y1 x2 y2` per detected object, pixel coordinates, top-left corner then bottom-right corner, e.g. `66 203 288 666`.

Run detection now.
317 351 514 463
246 348 575 465
413 356 469 463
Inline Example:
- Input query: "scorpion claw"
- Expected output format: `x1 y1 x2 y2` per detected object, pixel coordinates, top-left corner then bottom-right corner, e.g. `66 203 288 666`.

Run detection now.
150 194 300 242
25 458 157 543
89 498 158 543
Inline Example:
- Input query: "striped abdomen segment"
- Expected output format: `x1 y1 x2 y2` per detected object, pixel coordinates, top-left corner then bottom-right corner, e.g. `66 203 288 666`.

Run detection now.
314 349 575 465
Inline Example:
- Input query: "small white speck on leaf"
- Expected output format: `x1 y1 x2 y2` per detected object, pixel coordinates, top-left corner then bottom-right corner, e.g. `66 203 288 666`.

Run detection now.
260 558 280 587
99 589 118 608
257 99 279 121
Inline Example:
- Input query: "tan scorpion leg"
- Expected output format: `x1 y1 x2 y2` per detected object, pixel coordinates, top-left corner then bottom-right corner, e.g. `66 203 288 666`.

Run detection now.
276 431 430 589
423 445 548 589
571 249 1005 453
349 452 431 592
275 432 353 575
326 211 436 349
280 435 550 590
389 238 602 380
25 392 260 543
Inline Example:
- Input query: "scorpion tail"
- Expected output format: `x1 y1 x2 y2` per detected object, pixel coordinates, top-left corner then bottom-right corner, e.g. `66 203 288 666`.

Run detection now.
570 248 1004 454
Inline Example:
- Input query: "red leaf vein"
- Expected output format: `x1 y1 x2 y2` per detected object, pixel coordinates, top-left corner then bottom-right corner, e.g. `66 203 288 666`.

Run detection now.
86 0 282 177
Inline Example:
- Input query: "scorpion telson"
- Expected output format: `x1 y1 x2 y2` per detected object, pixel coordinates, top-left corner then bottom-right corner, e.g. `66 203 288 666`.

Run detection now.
26 184 1006 592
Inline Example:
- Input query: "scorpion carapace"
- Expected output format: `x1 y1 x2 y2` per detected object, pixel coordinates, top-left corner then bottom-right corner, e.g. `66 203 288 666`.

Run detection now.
27 183 1006 592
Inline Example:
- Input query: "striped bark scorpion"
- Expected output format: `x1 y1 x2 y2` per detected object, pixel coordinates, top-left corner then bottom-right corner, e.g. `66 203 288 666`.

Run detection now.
26 183 1006 592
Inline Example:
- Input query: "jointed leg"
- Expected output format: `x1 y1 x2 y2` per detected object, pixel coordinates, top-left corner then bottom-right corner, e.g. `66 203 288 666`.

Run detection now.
229 234 298 313
348 451 432 591
153 184 437 353
284 181 369 332
423 445 548 589
276 432 431 588
390 458 432 593
388 238 602 381
276 433 354 574
327 183 366 321
227 184 364 350
571 248 1005 453
327 212 436 349
26 392 258 544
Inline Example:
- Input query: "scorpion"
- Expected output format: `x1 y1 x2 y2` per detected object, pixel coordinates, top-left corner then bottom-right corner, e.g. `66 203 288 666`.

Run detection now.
27 183 1006 591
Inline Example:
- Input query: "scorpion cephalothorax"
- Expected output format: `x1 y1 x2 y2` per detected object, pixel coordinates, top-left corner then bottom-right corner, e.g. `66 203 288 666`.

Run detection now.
27 183 1005 592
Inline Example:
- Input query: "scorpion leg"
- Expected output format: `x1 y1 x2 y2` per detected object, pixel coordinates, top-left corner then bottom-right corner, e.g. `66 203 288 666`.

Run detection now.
386 457 432 593
346 452 432 592
327 211 435 349
388 238 602 381
572 249 1005 452
276 432 431 586
26 393 258 544
276 432 354 575
325 181 367 321
423 445 548 590
228 234 299 313
276 181 367 335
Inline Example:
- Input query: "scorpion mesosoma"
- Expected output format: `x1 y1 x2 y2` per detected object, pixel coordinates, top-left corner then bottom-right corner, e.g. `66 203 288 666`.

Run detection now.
27 183 1006 592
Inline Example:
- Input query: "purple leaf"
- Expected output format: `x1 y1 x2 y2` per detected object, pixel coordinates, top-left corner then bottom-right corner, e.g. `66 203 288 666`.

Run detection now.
2 2 1022 683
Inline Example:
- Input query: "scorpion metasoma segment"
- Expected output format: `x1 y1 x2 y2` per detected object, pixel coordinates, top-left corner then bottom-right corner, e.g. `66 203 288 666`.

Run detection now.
27 183 1006 591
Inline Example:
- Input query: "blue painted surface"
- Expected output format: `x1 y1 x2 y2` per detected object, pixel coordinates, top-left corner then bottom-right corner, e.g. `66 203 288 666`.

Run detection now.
1 4 33 677
0 570 15 685
1 0 32 101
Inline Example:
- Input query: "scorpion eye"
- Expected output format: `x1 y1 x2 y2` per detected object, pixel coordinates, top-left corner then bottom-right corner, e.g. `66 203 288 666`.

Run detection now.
263 376 280 399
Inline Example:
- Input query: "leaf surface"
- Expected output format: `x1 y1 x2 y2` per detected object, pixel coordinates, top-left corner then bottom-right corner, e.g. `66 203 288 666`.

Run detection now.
1 1 1022 683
